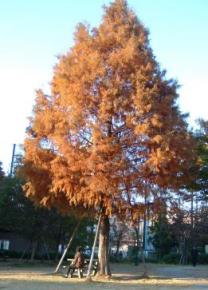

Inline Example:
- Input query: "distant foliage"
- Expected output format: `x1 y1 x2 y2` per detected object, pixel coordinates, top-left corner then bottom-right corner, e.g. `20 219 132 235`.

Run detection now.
151 213 176 259
0 162 4 180
194 119 208 199
0 175 94 258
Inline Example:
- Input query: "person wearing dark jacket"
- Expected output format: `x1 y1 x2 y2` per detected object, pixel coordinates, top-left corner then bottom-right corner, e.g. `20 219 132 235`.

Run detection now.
65 246 85 278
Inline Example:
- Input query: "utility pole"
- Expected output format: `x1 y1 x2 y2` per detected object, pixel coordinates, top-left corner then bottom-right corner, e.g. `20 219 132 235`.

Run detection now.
143 195 147 253
10 144 16 176
191 191 194 230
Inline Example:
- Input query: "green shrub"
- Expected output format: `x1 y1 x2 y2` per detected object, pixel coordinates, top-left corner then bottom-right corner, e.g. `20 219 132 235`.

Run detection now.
161 253 180 264
196 253 208 264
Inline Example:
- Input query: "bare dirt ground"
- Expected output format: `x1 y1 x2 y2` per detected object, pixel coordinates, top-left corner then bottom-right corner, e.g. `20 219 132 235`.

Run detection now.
0 261 208 290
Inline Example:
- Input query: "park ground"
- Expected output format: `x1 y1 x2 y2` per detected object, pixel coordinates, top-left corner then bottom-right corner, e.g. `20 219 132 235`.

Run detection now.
0 262 208 290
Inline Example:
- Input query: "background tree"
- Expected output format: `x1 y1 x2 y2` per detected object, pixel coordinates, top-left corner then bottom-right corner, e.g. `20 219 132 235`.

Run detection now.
186 119 208 255
0 175 93 260
176 119 208 259
22 0 195 276
0 162 4 180
151 213 176 260
110 217 129 259
194 119 208 200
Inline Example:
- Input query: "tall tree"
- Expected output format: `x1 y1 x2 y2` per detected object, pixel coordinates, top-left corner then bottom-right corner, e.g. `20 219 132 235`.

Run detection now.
194 119 208 200
186 119 208 252
151 213 175 259
22 0 194 276
0 161 4 180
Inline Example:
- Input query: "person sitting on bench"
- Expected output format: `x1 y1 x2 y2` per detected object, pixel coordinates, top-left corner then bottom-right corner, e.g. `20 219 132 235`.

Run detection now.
65 246 85 278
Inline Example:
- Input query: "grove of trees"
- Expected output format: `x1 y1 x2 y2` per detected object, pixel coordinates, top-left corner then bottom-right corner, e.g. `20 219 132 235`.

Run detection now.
0 170 94 261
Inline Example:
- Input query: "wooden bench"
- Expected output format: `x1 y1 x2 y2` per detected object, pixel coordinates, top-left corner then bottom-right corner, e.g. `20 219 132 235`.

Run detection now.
64 258 98 277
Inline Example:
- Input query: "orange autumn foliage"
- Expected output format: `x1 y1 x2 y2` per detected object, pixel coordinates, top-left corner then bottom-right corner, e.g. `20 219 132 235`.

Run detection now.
22 0 195 219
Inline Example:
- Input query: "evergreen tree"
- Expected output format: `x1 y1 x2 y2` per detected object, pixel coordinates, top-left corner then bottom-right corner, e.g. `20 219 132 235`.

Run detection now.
151 213 175 259
0 162 4 180
194 119 208 199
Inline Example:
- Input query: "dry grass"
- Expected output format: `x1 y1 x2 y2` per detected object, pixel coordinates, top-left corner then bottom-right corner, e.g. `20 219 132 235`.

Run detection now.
0 262 208 290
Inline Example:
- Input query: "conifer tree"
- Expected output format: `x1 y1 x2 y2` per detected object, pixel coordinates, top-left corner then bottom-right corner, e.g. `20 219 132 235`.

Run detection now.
22 0 195 276
0 162 4 180
194 119 208 199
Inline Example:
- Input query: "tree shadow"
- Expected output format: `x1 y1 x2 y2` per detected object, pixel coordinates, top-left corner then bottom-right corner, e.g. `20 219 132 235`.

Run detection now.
111 274 174 281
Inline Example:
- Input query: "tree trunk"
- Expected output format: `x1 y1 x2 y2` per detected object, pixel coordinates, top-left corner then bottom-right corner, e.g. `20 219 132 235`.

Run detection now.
115 238 120 259
19 245 30 261
30 240 38 262
133 226 139 266
98 214 111 277
42 237 51 261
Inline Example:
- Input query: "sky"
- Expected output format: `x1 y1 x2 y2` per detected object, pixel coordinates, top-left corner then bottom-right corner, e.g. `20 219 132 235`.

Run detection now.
0 0 207 173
